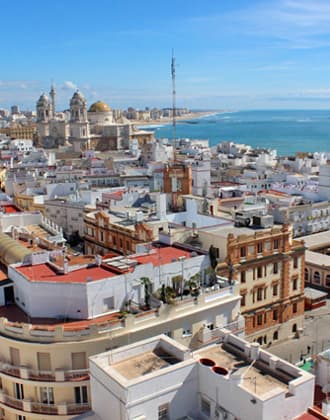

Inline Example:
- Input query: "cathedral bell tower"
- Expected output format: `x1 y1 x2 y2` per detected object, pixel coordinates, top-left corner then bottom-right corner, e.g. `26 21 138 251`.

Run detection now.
36 93 51 140
50 84 56 118
69 90 90 152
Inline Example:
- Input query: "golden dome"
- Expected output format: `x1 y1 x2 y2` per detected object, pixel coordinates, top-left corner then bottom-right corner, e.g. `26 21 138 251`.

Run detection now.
88 101 111 113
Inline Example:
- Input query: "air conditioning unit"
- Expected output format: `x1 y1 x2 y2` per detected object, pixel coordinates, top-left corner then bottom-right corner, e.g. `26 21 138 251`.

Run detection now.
253 215 273 228
234 213 251 227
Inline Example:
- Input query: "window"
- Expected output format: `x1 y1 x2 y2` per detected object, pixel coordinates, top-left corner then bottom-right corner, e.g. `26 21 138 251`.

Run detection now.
257 314 263 326
15 383 24 400
292 323 297 333
293 302 297 313
273 331 279 341
273 262 278 274
40 387 54 404
10 347 20 366
71 352 87 370
273 310 278 321
293 278 298 291
273 284 278 296
241 294 246 306
158 403 169 419
257 288 263 301
74 386 88 404
274 239 279 250
313 271 321 284
326 275 330 287
103 296 114 311
16 416 26 420
37 352 51 371
257 242 263 253
240 271 246 283
305 268 309 282
293 257 298 269
240 247 246 258
201 398 211 417
257 266 263 279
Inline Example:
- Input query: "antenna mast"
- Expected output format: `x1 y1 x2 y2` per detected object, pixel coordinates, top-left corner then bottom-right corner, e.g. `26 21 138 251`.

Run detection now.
171 50 177 161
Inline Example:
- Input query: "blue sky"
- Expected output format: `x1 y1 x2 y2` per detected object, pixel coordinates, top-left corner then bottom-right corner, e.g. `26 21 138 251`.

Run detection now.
2 0 330 110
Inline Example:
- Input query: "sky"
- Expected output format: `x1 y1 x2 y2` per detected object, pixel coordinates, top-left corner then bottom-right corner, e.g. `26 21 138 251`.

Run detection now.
2 0 330 110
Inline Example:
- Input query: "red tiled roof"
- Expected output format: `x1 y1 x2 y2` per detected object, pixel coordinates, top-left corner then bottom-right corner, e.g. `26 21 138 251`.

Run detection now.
296 407 330 420
16 263 117 283
132 246 193 267
295 414 322 420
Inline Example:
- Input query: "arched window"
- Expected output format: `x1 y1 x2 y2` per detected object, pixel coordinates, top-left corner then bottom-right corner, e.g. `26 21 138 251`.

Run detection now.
292 324 297 333
257 337 263 345
313 271 321 284
273 331 279 341
304 268 309 282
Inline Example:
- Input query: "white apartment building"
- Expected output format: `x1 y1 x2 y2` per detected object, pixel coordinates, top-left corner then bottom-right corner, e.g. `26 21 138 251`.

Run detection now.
88 331 315 420
0 244 242 419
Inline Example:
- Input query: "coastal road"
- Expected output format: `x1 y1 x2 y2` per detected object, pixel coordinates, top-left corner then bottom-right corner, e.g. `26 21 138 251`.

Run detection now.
268 300 330 364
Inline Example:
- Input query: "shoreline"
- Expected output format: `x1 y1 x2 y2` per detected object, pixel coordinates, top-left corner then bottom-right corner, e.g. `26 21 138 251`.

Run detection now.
133 111 222 128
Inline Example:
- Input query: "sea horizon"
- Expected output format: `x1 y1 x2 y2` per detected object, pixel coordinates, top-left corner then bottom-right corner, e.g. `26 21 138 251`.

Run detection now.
150 109 330 156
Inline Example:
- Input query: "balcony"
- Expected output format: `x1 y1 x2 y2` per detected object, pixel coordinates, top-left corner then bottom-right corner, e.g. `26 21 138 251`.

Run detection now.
0 360 89 382
0 389 91 416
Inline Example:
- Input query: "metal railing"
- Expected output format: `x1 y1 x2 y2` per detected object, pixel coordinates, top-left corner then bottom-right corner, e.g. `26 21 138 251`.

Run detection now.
64 369 89 381
1 393 23 410
67 402 91 414
31 402 58 414
0 360 89 382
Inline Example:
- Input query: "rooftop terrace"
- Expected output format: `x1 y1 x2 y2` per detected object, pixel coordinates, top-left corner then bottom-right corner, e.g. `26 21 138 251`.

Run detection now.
197 344 289 397
15 262 118 283
113 347 180 380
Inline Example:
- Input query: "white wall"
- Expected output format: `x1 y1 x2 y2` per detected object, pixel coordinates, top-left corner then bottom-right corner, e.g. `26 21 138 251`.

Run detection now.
9 266 88 319
166 198 228 228
8 252 209 319
0 212 42 233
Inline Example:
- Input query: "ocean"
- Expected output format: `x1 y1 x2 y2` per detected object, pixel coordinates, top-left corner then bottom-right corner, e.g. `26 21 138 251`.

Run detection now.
149 110 330 156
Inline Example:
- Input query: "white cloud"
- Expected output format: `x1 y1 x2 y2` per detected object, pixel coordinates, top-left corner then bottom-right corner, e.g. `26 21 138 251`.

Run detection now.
63 81 78 90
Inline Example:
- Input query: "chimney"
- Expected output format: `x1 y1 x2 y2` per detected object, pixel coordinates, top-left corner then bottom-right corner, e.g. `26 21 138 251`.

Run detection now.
250 342 260 361
63 259 69 274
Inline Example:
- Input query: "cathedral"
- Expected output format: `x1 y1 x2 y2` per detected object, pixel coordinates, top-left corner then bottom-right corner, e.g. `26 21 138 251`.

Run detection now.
36 86 154 151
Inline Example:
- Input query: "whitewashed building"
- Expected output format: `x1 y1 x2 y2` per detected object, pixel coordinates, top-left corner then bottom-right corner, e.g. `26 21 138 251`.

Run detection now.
88 331 315 420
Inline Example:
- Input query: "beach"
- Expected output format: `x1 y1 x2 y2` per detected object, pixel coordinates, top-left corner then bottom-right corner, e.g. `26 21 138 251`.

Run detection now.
133 111 221 127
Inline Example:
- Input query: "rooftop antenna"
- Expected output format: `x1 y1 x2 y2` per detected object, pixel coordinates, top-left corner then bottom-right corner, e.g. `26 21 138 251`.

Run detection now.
171 49 177 161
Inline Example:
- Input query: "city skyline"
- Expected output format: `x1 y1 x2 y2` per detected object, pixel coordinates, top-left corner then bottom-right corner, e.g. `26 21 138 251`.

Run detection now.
2 0 330 110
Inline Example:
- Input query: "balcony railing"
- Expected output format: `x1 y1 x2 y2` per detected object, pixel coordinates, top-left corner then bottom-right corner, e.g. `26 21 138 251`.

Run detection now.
67 402 90 415
31 401 58 415
65 369 89 381
0 360 89 382
0 389 91 415
1 392 23 410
